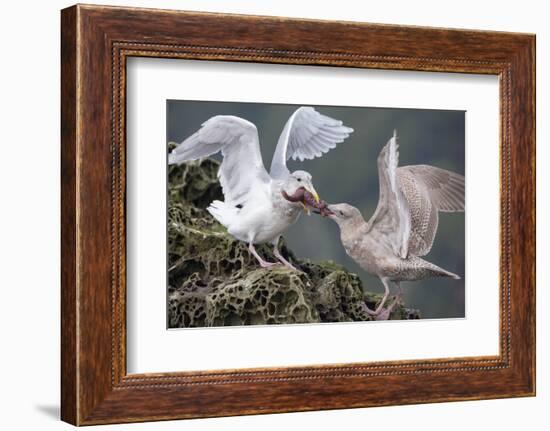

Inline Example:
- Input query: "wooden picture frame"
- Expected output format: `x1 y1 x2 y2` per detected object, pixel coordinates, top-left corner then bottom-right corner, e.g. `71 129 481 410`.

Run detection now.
61 4 536 425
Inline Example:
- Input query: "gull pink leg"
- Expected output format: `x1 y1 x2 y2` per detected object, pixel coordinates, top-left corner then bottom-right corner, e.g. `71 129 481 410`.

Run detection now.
272 240 300 271
248 243 278 268
362 277 400 320
374 295 400 321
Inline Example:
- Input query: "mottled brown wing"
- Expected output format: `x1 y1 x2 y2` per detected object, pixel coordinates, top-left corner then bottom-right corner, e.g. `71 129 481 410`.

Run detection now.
397 165 465 256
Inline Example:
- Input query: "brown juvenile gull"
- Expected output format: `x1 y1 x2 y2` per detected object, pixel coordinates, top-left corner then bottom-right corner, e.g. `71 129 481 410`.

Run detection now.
169 107 353 270
326 131 465 320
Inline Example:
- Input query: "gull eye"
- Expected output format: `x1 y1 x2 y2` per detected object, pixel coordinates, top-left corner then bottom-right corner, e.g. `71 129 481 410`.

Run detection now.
340 211 344 216
297 178 302 182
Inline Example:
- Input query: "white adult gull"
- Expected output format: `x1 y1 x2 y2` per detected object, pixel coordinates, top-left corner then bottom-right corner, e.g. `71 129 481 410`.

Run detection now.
168 107 353 270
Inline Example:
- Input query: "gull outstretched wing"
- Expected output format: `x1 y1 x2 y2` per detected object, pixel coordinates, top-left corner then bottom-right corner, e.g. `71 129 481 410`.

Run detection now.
397 164 465 256
169 115 270 205
269 107 353 178
367 131 411 259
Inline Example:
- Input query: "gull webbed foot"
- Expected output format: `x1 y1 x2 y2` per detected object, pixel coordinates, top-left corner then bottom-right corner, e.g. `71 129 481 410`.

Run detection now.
361 279 404 320
374 296 401 321
279 260 301 272
258 260 279 269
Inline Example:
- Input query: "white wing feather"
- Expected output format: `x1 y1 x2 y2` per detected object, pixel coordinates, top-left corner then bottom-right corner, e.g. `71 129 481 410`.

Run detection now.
168 115 270 205
270 107 354 178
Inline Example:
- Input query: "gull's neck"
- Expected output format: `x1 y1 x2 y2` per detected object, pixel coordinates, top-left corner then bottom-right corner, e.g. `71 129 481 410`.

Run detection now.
339 217 369 251
271 180 302 218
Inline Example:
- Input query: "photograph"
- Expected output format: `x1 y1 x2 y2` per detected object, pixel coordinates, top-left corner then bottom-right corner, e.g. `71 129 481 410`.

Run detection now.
166 101 465 328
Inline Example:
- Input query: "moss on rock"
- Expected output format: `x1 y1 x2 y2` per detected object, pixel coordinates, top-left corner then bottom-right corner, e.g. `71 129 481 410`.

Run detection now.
167 157 420 327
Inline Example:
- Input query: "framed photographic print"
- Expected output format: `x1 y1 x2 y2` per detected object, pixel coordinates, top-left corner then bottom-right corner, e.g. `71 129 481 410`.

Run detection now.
61 4 535 425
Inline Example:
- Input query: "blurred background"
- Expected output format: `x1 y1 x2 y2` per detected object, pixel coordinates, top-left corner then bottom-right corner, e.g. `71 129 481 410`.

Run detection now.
167 100 465 319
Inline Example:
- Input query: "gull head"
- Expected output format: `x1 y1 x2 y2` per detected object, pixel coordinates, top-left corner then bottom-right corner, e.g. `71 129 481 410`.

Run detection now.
326 203 363 226
286 170 319 202
282 170 319 213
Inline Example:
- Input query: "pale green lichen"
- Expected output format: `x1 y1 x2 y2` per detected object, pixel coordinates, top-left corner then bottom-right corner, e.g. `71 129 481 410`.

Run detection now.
167 158 420 328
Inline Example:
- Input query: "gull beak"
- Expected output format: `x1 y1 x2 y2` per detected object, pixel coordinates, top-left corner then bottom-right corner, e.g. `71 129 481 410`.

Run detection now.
302 185 319 215
306 185 320 204
322 204 337 218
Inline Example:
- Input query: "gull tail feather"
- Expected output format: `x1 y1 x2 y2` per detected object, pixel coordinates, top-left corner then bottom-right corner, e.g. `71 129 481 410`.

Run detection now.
207 200 238 229
409 257 461 280
426 261 461 280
